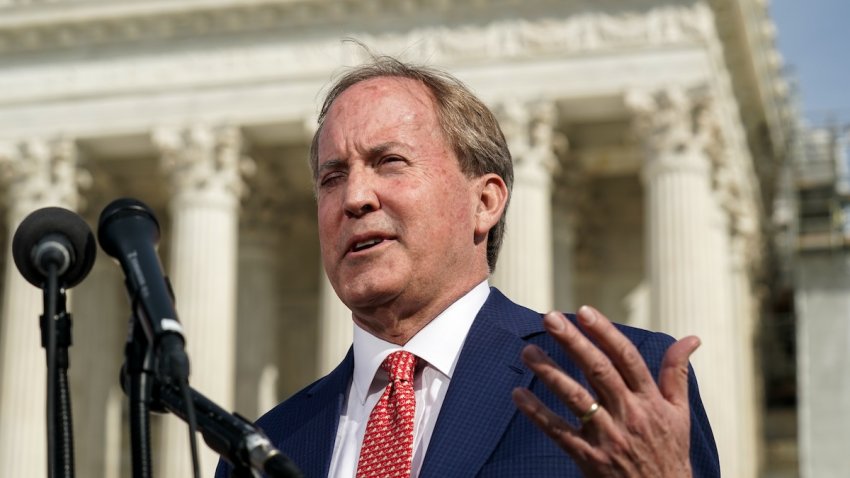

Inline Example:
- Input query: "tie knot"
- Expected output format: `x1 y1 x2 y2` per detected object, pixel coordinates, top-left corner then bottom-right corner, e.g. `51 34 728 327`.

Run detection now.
382 351 417 383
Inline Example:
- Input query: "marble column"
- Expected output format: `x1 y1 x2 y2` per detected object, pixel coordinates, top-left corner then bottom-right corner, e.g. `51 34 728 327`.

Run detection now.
68 169 131 478
235 222 282 420
551 201 577 314
317 272 352 375
551 141 580 315
491 100 560 312
729 210 762 478
153 124 253 477
103 386 125 478
235 154 318 419
235 222 280 419
68 249 128 478
0 138 87 478
628 87 739 477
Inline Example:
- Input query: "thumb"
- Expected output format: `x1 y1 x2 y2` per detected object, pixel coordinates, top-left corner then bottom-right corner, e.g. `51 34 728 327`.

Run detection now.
658 335 700 406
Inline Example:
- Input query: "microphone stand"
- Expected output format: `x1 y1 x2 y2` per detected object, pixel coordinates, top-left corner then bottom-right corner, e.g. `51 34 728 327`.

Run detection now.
40 264 75 478
124 312 157 478
151 381 301 478
121 311 300 478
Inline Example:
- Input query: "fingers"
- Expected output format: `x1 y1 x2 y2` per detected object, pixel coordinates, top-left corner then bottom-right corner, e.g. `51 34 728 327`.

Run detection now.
515 306 698 476
512 387 577 435
520 344 602 419
512 387 596 459
573 306 657 393
658 335 701 406
540 310 631 405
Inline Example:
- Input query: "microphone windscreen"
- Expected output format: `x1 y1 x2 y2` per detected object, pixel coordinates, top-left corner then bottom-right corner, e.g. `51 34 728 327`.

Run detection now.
97 197 160 258
12 207 97 288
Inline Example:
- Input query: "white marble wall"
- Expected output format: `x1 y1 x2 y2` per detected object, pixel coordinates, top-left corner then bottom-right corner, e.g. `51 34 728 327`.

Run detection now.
796 253 850 477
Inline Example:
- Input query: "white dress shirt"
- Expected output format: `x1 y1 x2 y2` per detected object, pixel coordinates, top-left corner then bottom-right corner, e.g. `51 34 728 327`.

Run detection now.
327 281 490 478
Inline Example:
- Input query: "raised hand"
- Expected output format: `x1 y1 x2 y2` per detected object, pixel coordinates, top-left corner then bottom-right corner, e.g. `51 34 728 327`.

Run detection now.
512 306 700 477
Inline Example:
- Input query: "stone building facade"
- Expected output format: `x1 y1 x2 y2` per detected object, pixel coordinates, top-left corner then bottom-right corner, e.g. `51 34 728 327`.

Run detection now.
0 0 792 476
792 124 850 477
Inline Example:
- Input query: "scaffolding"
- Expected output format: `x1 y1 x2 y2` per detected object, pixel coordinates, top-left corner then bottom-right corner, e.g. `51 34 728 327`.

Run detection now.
794 122 850 251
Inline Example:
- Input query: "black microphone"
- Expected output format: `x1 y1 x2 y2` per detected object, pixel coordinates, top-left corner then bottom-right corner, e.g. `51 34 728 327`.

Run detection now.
12 207 96 289
97 198 189 383
149 381 301 478
12 207 95 478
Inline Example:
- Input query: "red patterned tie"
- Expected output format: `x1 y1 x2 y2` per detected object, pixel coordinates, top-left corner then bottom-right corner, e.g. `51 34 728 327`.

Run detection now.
356 351 418 478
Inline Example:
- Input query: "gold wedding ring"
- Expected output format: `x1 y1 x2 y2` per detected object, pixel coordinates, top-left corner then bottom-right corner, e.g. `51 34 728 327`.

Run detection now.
579 402 600 424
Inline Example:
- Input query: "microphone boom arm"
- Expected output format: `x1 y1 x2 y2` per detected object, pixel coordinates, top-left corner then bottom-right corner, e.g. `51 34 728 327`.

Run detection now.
150 378 301 478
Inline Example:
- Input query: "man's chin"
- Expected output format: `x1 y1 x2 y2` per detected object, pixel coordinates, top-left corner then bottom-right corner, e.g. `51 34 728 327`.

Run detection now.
338 279 408 311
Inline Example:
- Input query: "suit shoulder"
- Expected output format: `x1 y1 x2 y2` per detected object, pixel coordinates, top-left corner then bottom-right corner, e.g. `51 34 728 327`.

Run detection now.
528 316 675 381
532 314 675 354
256 348 353 438
255 374 336 440
612 321 676 353
608 321 678 376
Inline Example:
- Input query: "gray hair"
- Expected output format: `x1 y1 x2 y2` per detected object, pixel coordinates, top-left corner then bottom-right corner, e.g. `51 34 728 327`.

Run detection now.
309 56 513 271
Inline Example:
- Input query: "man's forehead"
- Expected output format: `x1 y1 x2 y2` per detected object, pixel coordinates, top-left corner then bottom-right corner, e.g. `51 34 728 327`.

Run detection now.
318 76 438 151
331 76 435 113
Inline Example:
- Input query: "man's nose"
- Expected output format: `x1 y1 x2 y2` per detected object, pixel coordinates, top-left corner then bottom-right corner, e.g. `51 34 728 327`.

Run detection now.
343 170 380 218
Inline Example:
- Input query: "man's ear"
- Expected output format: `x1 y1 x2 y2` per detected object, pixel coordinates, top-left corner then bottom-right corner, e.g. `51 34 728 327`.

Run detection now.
473 173 509 241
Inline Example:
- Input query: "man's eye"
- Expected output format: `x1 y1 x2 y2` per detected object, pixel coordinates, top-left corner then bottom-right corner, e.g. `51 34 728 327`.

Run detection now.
320 173 344 187
381 155 405 165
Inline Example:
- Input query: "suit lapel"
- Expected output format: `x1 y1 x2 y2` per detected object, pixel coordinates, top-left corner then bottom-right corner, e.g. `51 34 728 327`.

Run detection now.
420 288 541 477
277 349 352 478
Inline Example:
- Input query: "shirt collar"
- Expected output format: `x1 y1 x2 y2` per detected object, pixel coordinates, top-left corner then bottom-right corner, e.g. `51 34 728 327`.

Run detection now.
351 281 490 404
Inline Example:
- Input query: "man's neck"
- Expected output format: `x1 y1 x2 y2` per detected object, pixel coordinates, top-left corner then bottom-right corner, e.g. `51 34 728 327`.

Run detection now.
351 275 488 345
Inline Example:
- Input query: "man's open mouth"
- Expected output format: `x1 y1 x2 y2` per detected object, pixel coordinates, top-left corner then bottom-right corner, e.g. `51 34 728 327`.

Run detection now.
351 238 384 252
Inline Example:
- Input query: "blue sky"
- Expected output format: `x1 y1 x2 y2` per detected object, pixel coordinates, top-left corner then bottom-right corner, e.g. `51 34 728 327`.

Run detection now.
771 0 850 125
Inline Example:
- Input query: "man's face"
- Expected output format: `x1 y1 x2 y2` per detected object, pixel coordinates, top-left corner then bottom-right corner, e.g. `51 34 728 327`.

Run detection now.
315 77 489 318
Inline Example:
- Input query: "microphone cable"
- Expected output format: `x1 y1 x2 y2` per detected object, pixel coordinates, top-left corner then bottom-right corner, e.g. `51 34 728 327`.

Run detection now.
181 380 201 478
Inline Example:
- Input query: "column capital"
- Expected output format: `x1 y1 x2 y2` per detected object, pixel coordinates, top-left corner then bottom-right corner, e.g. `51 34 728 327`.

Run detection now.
494 99 565 180
627 86 722 177
729 206 762 273
240 158 314 240
0 136 90 220
153 123 256 207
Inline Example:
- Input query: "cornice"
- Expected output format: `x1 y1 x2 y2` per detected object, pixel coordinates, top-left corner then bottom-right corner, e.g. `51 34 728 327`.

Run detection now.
0 0 336 54
0 1 790 167
0 3 717 108
0 0 712 55
358 4 713 64
1 0 451 54
709 0 792 159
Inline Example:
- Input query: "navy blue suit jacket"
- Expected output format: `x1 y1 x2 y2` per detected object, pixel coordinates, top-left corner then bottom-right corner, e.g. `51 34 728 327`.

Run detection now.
217 288 719 477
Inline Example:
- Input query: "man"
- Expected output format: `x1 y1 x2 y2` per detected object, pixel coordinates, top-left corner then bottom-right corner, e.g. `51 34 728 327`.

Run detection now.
217 56 719 477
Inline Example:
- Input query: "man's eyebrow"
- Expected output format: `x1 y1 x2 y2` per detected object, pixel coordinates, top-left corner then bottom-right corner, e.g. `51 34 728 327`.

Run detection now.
366 142 405 158
317 142 407 175
317 158 347 175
